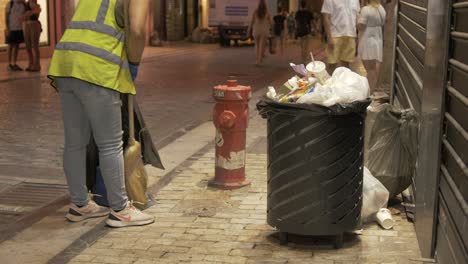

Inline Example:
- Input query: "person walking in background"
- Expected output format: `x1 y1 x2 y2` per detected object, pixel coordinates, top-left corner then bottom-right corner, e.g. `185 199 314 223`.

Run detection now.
358 0 386 94
48 0 155 228
273 7 288 58
322 0 360 72
21 0 42 72
5 0 26 71
248 0 272 66
287 11 296 41
295 1 313 64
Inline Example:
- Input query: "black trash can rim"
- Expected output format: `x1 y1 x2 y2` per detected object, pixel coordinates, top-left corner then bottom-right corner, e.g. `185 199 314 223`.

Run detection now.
256 97 371 118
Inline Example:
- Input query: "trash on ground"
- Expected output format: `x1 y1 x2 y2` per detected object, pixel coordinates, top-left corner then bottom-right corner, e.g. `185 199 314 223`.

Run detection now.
362 167 389 223
365 104 419 198
376 208 395 230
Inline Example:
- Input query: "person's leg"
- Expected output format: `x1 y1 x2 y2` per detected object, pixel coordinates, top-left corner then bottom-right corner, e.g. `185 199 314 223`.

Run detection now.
362 60 377 94
254 34 261 65
326 37 339 73
339 37 356 69
12 43 22 70
7 44 13 69
280 36 285 57
32 23 41 70
24 25 34 70
375 61 382 92
262 34 268 58
258 35 267 65
77 85 128 211
56 78 92 207
300 36 307 63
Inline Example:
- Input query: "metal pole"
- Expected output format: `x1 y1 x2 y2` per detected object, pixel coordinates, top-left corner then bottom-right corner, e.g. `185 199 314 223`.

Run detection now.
414 0 451 258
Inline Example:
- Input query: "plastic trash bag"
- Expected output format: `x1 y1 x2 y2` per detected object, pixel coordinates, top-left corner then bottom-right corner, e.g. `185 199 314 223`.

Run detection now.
362 167 389 223
365 104 419 198
296 83 332 105
323 67 370 106
295 67 369 107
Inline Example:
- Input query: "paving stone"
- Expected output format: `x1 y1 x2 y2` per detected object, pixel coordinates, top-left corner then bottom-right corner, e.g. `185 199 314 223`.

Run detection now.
151 245 191 253
161 252 206 261
91 255 135 264
208 223 246 230
188 246 232 255
211 242 255 249
72 254 96 262
204 255 248 264
231 218 266 225
229 249 273 257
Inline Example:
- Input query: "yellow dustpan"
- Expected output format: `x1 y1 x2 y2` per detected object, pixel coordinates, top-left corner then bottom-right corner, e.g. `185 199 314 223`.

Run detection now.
124 94 149 209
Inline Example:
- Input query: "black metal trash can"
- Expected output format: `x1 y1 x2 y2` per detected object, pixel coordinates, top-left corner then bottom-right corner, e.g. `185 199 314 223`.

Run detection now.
257 98 371 248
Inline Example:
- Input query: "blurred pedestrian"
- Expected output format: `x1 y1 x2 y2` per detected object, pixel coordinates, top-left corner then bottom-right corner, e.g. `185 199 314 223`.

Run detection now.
248 0 272 66
21 0 42 72
287 11 296 40
5 0 26 71
295 1 313 64
358 0 386 94
322 0 360 72
48 0 155 228
273 7 288 57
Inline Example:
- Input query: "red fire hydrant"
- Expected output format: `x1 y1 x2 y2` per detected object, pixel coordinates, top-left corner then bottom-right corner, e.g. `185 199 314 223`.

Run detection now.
209 80 252 189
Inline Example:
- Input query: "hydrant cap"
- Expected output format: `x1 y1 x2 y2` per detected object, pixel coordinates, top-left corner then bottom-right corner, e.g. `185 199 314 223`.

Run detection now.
227 80 238 87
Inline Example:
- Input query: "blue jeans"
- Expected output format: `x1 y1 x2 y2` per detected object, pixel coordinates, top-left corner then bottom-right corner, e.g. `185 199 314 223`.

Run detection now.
56 77 128 211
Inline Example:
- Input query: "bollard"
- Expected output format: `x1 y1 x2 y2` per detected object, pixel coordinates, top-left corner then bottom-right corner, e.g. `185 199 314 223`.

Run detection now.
209 80 252 189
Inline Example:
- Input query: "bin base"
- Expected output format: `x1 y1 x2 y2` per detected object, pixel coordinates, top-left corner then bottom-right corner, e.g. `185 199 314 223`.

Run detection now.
275 231 345 249
208 178 250 190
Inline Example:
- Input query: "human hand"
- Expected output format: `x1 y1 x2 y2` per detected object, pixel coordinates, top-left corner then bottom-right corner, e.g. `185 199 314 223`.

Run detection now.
129 63 139 82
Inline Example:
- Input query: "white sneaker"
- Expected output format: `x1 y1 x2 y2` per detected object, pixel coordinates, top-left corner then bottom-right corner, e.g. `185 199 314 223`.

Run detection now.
106 201 155 228
66 199 109 222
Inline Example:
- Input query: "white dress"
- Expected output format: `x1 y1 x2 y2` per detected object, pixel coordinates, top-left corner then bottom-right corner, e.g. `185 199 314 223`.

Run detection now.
358 5 386 62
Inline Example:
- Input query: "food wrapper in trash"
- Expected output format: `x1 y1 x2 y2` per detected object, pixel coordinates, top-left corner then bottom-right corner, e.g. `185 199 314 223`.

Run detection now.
279 86 310 103
289 63 308 77
275 76 300 97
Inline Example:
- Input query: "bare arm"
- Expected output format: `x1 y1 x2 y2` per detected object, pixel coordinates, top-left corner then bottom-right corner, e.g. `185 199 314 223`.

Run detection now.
20 5 41 21
5 4 9 31
124 0 150 64
323 13 332 42
357 23 366 41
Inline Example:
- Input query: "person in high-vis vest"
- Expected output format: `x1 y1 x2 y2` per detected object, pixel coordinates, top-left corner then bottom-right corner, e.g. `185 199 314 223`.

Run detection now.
48 0 154 228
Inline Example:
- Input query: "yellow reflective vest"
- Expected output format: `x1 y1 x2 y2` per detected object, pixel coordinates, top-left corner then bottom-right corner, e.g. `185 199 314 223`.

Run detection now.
48 0 135 94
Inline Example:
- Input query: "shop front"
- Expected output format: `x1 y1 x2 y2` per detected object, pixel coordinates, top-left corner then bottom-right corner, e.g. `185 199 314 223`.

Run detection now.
0 0 77 61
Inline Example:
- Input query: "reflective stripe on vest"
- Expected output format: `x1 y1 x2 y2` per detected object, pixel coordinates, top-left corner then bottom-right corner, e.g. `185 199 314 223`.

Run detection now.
67 21 124 42
48 0 134 94
55 42 129 68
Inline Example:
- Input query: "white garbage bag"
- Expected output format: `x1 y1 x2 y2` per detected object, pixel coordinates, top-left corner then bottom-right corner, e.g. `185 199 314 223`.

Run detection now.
297 67 370 107
324 67 370 106
362 167 390 223
296 83 332 105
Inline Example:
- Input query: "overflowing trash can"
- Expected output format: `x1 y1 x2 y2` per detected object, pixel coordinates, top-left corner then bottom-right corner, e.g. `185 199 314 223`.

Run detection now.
257 99 370 248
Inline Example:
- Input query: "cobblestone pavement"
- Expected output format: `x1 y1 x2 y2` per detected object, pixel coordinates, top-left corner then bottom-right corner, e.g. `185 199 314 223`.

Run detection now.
66 112 422 264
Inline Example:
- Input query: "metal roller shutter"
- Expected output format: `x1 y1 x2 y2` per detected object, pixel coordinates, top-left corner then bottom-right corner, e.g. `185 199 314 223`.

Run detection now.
435 1 468 263
392 0 427 112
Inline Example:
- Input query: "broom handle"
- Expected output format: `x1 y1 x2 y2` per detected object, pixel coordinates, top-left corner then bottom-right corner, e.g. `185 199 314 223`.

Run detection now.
128 94 135 143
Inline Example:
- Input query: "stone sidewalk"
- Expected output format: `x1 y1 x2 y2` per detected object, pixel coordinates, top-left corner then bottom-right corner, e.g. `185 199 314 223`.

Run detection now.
65 112 422 264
